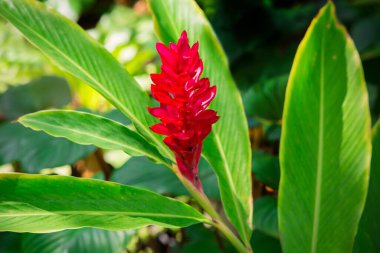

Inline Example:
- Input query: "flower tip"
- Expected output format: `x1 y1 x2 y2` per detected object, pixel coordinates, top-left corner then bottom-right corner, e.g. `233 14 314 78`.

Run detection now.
156 43 170 57
178 30 189 45
180 30 188 38
191 41 199 51
155 42 165 51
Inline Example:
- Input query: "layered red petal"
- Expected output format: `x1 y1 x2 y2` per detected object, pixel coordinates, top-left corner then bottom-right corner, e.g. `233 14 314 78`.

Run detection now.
148 30 219 191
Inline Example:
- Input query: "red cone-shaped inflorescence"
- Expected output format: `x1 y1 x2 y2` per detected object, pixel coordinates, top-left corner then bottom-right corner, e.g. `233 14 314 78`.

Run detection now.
148 31 219 191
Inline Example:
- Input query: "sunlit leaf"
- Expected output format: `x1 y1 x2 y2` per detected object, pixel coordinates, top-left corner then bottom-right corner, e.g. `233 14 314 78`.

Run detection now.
19 110 167 165
0 173 206 232
279 3 371 253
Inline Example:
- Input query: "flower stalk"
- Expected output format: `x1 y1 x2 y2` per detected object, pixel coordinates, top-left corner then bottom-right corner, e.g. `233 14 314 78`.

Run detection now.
175 167 252 253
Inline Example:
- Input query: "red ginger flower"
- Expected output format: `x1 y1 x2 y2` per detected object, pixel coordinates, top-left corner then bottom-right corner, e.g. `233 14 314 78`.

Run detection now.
148 31 219 191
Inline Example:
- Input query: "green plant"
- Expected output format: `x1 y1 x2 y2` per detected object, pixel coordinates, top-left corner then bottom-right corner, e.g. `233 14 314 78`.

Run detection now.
0 0 377 252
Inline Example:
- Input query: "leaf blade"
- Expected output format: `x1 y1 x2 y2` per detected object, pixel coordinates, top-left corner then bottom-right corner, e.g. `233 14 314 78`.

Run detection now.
18 110 167 165
253 196 279 239
112 157 219 198
354 120 380 253
22 228 134 253
0 173 205 233
0 122 95 173
278 3 371 253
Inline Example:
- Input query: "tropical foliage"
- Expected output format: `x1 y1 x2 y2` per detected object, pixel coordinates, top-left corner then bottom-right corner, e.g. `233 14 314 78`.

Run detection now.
0 0 379 252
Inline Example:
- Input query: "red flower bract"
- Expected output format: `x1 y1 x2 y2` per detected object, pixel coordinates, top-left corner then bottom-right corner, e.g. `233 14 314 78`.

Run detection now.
148 31 219 191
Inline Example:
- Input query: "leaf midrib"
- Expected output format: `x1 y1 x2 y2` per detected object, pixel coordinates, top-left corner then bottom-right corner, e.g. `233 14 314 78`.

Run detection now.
0 3 173 161
213 133 248 241
22 115 166 165
311 22 326 253
0 210 204 221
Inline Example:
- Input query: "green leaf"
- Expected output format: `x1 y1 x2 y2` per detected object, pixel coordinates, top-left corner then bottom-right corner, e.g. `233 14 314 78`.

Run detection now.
253 196 278 239
22 228 133 253
104 109 131 126
243 75 288 122
0 232 21 253
148 0 252 242
0 76 71 120
354 120 380 253
252 151 281 189
112 157 219 198
264 124 282 142
0 122 95 173
112 157 186 195
278 3 372 253
0 173 206 232
0 0 173 161
19 110 167 165
179 224 236 253
251 230 282 253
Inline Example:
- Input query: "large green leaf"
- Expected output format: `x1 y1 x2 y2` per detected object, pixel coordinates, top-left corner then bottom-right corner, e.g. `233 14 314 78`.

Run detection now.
0 0 172 161
0 232 21 253
0 122 95 173
354 120 380 253
112 157 219 198
148 0 252 242
252 151 281 189
22 228 133 253
179 224 236 253
104 109 131 126
112 157 186 196
253 196 278 239
251 230 282 253
0 76 71 120
279 3 371 253
243 75 288 122
0 173 206 232
19 110 167 165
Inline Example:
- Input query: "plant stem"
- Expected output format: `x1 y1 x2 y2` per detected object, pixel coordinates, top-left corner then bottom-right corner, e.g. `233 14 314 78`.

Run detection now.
212 221 252 253
173 165 252 253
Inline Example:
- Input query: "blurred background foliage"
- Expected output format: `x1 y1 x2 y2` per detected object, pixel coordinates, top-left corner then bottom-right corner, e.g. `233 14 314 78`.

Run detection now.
0 0 379 252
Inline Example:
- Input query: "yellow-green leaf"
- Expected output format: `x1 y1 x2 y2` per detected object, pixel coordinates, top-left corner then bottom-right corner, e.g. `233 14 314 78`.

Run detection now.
0 173 206 233
279 3 371 253
18 110 168 166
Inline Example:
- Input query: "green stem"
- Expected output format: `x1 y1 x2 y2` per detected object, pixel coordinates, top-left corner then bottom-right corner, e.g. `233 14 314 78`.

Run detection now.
212 221 252 253
174 166 252 253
